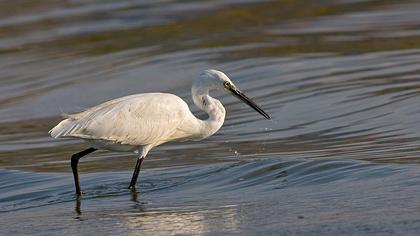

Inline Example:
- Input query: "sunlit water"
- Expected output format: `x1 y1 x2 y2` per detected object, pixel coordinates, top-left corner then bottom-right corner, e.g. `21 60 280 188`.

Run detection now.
2 1 420 235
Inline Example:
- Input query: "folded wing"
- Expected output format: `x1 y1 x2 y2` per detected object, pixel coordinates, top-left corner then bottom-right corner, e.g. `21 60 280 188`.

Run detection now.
49 93 189 146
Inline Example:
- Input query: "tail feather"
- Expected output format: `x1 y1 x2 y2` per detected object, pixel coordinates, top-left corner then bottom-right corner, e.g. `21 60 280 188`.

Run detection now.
49 118 77 138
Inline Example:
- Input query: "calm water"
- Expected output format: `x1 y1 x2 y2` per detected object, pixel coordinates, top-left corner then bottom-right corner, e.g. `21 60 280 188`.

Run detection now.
2 0 420 235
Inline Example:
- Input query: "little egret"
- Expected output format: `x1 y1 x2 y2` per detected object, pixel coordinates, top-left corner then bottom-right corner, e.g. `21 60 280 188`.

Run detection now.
49 69 270 195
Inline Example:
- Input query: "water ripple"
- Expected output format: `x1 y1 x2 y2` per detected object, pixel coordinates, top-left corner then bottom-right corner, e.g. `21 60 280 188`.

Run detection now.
2 1 420 234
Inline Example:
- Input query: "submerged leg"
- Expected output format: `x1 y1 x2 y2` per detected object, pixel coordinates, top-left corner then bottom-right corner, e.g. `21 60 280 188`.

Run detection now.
71 147 97 195
128 157 145 189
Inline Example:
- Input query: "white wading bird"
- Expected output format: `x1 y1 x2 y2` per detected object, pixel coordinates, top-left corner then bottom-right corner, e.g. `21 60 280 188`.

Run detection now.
49 69 270 195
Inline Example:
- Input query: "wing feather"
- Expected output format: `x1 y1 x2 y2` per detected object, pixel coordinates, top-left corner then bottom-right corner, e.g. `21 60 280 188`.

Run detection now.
49 93 189 146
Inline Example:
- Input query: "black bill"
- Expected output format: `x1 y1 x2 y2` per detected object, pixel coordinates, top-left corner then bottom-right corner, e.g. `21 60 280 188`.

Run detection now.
229 87 271 120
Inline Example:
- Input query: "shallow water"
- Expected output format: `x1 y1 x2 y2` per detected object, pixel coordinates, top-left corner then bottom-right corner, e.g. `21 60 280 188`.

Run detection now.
2 0 420 235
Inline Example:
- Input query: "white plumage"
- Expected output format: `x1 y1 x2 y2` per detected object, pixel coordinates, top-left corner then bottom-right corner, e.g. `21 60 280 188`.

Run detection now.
49 69 270 194
51 93 200 151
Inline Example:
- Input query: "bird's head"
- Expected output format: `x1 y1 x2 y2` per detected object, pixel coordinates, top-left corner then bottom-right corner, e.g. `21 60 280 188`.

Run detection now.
199 69 271 120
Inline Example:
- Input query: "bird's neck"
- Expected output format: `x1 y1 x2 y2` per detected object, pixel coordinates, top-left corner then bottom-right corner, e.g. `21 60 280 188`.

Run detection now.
191 85 226 139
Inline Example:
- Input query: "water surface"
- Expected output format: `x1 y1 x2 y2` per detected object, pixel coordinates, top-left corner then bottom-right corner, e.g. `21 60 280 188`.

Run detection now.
2 0 420 235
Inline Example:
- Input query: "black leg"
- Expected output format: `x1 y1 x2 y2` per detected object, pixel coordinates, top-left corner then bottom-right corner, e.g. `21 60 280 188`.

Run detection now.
75 195 82 216
128 157 144 189
71 147 97 195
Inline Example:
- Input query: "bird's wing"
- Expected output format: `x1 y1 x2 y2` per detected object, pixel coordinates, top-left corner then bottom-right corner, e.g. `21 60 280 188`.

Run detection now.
50 93 189 146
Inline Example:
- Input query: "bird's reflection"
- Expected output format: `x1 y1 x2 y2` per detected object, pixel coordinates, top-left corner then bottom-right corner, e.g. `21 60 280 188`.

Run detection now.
130 188 139 202
120 204 240 234
130 188 146 211
73 188 145 217
72 188 239 235
74 195 82 218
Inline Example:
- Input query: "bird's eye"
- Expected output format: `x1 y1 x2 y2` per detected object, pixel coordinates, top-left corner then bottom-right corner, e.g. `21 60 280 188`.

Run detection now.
224 81 231 88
